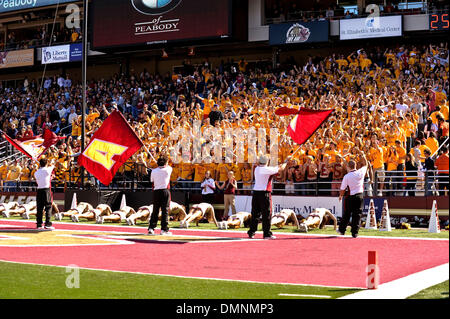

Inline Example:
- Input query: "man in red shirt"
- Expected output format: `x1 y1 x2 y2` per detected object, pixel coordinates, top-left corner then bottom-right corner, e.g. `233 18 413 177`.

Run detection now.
435 146 449 196
437 115 449 145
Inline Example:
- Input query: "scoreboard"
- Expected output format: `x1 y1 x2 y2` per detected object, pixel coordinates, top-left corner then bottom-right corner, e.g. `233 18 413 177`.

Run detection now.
429 13 449 31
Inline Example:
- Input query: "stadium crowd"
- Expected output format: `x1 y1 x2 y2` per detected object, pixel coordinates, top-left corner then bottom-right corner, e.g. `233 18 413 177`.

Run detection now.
264 0 448 24
0 42 449 196
2 26 81 51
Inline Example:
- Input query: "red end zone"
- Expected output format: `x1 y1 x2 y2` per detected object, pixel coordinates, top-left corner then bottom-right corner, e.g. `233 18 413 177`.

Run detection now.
0 220 448 289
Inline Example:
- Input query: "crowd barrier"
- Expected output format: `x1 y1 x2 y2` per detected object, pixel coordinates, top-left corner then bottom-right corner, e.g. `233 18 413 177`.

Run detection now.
1 169 447 199
0 190 448 226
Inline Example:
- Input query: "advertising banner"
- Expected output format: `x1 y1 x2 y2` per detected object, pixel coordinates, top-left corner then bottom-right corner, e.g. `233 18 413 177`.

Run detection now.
92 0 231 49
42 45 70 64
69 43 83 62
0 49 34 69
339 15 402 40
235 196 343 218
269 20 329 45
41 43 82 64
0 0 75 13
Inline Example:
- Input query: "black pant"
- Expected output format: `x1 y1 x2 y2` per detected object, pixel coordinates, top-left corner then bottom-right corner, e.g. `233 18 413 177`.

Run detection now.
149 189 170 232
202 193 215 204
405 178 416 196
36 188 53 227
339 193 364 235
248 191 272 237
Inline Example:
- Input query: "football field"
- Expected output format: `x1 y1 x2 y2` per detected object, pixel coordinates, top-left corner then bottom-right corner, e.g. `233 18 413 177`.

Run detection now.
0 218 448 300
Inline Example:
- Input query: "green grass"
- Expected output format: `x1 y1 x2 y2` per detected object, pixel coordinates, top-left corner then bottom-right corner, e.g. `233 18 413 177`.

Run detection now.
0 216 448 299
408 280 449 299
0 261 360 299
0 261 447 299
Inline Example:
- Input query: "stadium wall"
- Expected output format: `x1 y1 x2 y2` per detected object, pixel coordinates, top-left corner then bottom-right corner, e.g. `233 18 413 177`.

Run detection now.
0 191 447 225
57 191 450 221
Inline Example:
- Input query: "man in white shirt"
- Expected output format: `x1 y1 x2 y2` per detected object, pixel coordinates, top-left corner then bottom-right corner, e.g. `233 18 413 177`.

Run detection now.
43 78 52 90
200 170 216 204
247 155 287 239
338 150 368 238
34 158 55 230
395 97 409 115
57 104 67 120
57 76 65 88
148 155 173 236
64 77 72 88
67 108 78 125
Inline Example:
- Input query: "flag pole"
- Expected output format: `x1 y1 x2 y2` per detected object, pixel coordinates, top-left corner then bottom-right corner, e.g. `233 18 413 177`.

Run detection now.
80 0 88 189
290 146 302 159
142 144 157 162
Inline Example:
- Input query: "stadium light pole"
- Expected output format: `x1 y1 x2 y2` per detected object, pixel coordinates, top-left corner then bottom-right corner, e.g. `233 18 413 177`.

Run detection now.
81 0 88 189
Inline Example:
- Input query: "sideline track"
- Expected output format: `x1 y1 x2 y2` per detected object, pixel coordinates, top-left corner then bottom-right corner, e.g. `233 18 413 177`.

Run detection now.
0 219 448 297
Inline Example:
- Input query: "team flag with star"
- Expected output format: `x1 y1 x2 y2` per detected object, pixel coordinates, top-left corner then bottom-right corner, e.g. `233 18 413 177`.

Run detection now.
276 107 334 145
77 110 144 186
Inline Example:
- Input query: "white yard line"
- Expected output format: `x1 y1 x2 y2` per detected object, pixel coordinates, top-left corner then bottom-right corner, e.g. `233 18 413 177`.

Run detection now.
339 263 449 299
278 293 331 298
1 219 448 241
0 259 357 290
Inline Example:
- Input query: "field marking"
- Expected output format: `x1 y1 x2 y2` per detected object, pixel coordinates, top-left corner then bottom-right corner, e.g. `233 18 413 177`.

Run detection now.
0 259 359 290
1 219 448 241
0 225 256 246
278 293 331 298
339 263 449 299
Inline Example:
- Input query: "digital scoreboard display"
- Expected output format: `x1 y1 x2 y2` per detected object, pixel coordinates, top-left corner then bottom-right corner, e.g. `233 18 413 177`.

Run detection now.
92 0 231 50
429 13 449 31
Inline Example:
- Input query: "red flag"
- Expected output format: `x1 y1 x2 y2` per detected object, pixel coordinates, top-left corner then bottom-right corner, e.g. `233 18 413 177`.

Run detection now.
42 128 66 148
1 129 64 161
77 110 144 186
285 108 333 145
275 107 301 117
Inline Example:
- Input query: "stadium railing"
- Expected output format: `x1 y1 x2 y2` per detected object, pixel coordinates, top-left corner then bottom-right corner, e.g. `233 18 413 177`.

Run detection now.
263 2 447 25
2 168 446 198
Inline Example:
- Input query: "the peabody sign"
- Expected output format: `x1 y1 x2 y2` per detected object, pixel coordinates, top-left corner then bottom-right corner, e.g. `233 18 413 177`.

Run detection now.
0 0 74 13
134 15 180 36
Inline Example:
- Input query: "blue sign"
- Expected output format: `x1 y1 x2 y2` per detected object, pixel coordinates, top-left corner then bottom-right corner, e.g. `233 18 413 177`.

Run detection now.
0 0 75 13
70 43 83 62
42 43 82 64
269 20 329 45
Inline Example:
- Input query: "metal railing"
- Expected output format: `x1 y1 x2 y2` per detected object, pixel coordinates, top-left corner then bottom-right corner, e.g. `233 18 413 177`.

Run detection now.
2 171 447 197
54 166 448 197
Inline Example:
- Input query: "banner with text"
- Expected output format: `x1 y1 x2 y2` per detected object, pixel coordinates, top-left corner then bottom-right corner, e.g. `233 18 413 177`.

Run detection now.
0 49 34 69
0 0 75 13
92 0 231 49
41 43 82 64
339 15 402 40
235 196 342 218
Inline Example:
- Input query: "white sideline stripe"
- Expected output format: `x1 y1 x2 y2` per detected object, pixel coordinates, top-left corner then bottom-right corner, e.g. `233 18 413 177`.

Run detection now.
1 219 448 241
339 263 449 299
0 259 357 290
279 293 331 298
